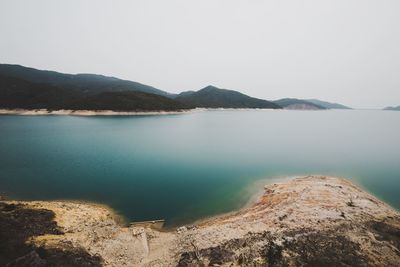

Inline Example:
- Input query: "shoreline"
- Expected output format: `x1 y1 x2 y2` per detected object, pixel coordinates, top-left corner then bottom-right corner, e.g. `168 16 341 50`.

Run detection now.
1 176 399 266
0 108 351 116
0 108 275 116
1 174 395 229
0 108 197 116
0 107 318 116
0 175 297 230
188 175 294 228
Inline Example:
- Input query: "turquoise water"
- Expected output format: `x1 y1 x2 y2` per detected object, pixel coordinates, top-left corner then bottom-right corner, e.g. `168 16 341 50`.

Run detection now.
0 110 399 226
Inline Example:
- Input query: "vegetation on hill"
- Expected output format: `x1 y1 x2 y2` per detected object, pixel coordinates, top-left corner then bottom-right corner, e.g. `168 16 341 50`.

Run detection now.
273 98 325 110
175 85 281 109
1 64 360 112
306 99 351 109
0 64 172 97
0 75 190 111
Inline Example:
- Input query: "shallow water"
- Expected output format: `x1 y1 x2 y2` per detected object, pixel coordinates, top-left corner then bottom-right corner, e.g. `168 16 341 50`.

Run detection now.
0 110 399 226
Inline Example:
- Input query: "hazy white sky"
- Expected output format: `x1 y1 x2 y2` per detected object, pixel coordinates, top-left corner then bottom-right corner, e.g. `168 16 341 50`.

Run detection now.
1 0 399 108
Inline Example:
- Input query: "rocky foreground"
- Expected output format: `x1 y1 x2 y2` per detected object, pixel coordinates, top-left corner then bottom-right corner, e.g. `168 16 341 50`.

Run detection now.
1 176 399 266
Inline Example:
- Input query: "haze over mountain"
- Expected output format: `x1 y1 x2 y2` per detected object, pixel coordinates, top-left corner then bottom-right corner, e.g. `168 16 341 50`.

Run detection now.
175 86 281 109
384 105 400 111
0 64 281 111
273 98 326 110
0 63 381 112
2 1 400 108
306 99 351 109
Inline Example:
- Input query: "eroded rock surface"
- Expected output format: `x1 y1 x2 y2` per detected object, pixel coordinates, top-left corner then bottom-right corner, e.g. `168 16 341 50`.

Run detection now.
1 176 399 266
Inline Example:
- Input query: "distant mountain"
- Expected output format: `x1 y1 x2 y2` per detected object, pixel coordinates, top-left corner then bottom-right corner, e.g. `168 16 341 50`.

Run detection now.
273 98 326 110
0 64 172 97
2 63 354 112
306 99 351 109
175 85 281 109
0 74 190 111
384 105 400 111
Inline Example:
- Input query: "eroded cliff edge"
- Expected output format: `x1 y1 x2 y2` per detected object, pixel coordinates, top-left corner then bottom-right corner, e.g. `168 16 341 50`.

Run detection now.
1 176 399 266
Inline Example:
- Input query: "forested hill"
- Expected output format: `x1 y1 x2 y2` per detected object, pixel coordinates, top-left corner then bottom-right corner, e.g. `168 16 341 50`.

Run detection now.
175 85 281 109
0 74 190 111
0 64 172 97
273 98 325 110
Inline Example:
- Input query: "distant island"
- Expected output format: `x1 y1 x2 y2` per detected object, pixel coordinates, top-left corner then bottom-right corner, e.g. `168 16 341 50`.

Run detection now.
1 64 353 113
384 105 400 111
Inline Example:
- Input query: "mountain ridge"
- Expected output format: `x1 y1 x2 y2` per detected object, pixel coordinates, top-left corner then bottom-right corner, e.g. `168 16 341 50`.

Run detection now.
0 74 190 111
175 85 281 109
273 98 326 110
0 64 172 97
0 63 360 112
306 99 351 109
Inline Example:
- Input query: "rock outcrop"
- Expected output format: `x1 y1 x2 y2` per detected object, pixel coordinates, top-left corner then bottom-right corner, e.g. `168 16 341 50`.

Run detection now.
1 176 399 266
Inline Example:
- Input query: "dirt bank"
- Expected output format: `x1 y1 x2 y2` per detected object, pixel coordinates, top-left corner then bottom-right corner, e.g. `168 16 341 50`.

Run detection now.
1 176 399 266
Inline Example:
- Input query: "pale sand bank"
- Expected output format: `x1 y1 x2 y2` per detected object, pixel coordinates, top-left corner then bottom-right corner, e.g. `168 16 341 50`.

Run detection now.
0 108 196 116
0 108 283 116
1 176 399 266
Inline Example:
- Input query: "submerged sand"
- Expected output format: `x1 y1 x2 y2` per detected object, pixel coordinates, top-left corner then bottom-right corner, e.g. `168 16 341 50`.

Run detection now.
1 176 399 266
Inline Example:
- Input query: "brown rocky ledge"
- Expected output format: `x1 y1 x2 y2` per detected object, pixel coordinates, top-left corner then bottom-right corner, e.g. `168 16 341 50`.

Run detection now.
1 176 399 266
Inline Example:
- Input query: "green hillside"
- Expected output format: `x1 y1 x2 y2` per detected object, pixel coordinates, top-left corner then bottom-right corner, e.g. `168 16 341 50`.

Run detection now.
0 75 190 111
176 86 281 109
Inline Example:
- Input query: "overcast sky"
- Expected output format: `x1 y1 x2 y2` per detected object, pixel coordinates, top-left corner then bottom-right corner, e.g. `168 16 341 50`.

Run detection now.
1 0 399 108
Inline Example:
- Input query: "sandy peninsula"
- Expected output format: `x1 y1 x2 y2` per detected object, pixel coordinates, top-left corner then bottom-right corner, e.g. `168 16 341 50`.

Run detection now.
1 176 399 266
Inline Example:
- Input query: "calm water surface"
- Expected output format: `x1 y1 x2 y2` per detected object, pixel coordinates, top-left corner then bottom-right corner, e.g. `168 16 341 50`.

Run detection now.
0 110 399 226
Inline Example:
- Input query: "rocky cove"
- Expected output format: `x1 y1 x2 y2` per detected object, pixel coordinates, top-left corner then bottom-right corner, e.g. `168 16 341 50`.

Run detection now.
1 176 399 266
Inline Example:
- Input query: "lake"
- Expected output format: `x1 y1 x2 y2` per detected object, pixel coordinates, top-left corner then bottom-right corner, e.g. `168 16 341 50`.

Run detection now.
0 110 399 226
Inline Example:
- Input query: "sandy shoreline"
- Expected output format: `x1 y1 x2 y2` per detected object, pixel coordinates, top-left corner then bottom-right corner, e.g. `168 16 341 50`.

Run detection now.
0 107 286 116
1 175 399 266
0 108 198 116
